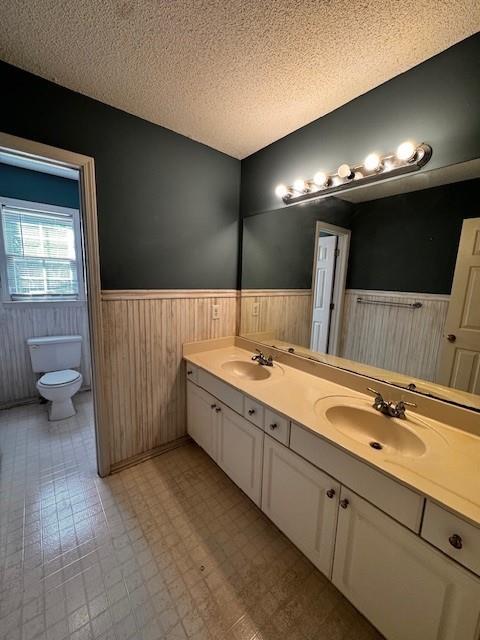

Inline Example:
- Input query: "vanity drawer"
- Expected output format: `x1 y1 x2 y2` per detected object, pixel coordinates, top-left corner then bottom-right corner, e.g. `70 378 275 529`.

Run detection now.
290 423 424 532
197 369 244 415
244 397 265 428
185 362 198 384
421 501 480 576
264 409 290 445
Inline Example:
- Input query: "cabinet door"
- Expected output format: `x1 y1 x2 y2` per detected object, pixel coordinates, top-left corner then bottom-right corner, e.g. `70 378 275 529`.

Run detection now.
262 435 339 577
217 404 264 506
332 489 480 640
186 381 217 460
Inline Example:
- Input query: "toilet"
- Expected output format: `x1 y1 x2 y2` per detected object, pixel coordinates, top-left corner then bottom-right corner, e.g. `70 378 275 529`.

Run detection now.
27 335 83 421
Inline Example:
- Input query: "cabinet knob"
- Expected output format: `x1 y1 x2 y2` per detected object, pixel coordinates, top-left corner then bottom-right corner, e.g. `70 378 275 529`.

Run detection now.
248 409 256 415
269 423 278 430
215 407 222 413
187 370 193 375
340 498 349 509
326 489 335 499
447 334 456 343
448 533 463 549
210 404 217 409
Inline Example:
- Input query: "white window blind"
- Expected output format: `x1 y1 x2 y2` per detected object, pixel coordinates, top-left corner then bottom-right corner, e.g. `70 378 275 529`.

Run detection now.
1 205 80 300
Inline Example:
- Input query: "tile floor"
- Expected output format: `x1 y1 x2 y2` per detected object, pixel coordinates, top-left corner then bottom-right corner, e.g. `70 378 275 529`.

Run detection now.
0 392 383 640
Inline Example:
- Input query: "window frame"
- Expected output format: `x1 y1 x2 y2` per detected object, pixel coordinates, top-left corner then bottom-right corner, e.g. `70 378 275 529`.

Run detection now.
0 196 86 304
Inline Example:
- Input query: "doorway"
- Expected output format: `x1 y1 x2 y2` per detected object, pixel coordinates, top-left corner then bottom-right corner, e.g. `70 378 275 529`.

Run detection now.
310 221 350 355
0 131 109 476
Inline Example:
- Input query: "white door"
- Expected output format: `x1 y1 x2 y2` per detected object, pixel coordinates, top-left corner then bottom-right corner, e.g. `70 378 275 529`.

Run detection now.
437 217 480 393
262 435 340 577
186 382 218 459
216 403 264 506
332 489 480 640
311 234 337 353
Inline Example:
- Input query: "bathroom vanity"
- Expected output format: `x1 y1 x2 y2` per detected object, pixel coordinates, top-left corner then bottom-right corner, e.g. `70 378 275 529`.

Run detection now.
184 338 480 640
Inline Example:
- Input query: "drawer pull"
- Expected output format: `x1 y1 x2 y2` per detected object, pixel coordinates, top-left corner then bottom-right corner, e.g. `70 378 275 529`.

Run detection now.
326 489 336 499
269 423 278 430
448 533 463 550
248 409 256 415
187 370 193 375
340 498 349 509
210 404 217 409
215 407 222 413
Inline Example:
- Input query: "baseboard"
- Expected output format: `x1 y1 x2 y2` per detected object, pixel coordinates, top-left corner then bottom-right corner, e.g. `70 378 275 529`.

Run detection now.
0 385 92 411
110 435 192 473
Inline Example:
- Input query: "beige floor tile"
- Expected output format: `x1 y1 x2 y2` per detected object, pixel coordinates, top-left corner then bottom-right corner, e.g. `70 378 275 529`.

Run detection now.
0 392 383 640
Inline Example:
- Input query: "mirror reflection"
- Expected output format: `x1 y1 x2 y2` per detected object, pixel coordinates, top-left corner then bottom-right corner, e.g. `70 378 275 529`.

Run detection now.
240 161 480 410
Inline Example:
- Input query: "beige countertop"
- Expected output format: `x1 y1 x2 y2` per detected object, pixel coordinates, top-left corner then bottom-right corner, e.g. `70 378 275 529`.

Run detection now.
185 343 480 527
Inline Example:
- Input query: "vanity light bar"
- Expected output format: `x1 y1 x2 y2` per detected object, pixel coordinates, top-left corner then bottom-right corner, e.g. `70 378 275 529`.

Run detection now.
275 142 432 205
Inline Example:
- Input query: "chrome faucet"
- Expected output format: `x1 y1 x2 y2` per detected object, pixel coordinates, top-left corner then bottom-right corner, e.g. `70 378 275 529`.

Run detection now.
367 387 417 419
252 349 273 366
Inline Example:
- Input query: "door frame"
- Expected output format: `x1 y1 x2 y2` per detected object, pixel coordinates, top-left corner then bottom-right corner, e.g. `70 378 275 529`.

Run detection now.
0 131 110 476
310 221 351 356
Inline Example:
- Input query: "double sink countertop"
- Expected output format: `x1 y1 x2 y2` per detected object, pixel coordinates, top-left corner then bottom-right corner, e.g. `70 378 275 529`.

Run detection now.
184 343 480 527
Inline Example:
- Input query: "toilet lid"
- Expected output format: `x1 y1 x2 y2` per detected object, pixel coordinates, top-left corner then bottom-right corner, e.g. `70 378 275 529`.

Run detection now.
39 369 81 386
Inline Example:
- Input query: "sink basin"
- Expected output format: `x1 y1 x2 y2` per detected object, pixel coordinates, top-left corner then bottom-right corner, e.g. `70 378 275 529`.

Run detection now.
221 360 274 381
316 397 427 457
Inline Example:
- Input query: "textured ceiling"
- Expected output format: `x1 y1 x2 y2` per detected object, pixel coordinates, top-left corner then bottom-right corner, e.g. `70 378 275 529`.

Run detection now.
0 1 479 158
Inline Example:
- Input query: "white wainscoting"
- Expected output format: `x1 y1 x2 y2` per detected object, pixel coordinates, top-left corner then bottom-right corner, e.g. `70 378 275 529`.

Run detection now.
340 290 450 382
240 289 312 348
101 289 238 467
0 301 91 406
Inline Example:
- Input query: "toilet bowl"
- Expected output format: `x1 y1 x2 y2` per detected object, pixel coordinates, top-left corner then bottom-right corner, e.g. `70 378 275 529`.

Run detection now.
37 369 83 420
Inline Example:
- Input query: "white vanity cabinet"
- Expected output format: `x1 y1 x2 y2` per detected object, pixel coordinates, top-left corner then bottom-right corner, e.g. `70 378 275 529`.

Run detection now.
186 381 263 506
332 488 480 640
262 435 340 576
217 403 263 505
185 362 480 640
186 381 218 459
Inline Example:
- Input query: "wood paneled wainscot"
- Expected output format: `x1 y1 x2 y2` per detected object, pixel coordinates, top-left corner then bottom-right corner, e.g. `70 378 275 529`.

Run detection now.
185 359 480 640
240 289 312 348
102 290 237 468
340 289 450 382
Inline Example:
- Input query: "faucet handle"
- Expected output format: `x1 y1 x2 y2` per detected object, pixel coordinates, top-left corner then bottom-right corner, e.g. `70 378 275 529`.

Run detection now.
367 387 382 397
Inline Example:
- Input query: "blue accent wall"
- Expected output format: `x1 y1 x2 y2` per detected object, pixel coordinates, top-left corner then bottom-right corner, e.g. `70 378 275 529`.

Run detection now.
0 163 79 209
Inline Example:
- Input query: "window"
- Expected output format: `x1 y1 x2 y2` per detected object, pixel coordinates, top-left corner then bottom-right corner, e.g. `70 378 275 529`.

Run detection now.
0 199 84 301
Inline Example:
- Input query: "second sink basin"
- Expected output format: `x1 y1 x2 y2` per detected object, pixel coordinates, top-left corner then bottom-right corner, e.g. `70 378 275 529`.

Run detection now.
316 397 427 457
221 360 273 381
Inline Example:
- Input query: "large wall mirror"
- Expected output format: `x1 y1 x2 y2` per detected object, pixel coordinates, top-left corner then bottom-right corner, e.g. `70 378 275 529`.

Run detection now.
240 159 480 411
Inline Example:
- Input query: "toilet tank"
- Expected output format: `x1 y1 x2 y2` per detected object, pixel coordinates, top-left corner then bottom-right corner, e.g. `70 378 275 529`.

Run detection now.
27 335 83 372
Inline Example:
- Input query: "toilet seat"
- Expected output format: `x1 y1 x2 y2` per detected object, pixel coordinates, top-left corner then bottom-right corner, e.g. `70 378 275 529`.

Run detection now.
38 369 81 387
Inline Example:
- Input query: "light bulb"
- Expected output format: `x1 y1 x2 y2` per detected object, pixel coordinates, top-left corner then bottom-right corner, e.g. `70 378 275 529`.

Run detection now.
313 171 329 188
338 163 354 180
364 153 382 172
396 141 417 162
293 178 307 193
275 184 288 198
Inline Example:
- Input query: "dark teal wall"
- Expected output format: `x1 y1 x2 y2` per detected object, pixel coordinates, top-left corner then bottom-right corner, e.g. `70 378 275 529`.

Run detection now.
241 179 479 293
240 34 480 217
347 178 480 294
0 61 240 289
242 198 353 289
0 163 79 209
